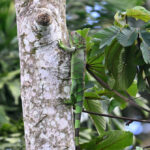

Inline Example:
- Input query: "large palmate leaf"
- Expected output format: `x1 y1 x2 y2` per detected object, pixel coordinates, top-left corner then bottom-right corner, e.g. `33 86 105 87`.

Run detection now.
84 100 106 135
81 130 133 150
87 37 104 60
87 53 104 73
87 51 108 83
105 39 122 75
126 6 150 22
116 46 137 90
93 26 119 49
117 28 138 47
105 40 136 90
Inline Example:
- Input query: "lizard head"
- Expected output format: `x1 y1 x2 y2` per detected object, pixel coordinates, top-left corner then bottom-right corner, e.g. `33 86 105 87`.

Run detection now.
69 31 85 48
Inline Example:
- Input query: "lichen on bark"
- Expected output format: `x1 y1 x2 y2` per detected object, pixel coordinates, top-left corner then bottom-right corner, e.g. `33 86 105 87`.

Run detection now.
15 0 75 149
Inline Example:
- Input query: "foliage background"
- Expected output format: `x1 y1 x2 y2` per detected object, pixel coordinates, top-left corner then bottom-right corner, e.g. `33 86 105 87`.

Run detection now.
0 0 150 149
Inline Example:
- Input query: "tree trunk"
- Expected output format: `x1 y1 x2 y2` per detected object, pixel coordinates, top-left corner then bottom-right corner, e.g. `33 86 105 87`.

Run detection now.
15 0 75 149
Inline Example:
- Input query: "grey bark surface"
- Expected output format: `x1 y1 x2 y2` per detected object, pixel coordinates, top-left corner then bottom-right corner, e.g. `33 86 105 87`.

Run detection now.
15 0 75 149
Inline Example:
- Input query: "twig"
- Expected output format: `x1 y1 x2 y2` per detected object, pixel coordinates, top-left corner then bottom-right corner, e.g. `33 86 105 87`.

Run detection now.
83 109 150 123
34 115 48 127
143 145 150 148
86 66 150 114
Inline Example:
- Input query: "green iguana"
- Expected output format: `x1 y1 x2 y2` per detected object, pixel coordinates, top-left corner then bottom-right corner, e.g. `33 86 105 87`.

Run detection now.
58 29 89 150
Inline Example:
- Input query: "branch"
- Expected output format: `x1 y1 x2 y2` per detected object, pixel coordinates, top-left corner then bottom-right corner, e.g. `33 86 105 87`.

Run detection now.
86 66 150 114
83 109 150 123
133 145 150 150
143 145 150 149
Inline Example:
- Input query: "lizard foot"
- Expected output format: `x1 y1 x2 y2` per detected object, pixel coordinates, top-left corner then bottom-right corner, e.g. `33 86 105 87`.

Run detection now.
64 100 74 106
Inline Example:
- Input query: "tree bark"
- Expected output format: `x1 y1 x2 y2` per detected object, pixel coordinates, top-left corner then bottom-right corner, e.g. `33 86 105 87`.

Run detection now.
15 0 75 149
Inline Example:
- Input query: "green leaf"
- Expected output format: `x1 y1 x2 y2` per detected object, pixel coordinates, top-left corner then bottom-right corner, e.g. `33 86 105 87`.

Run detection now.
105 40 136 90
108 99 122 113
6 2 16 34
139 31 150 64
105 0 143 10
106 76 116 89
0 123 17 134
140 30 150 47
88 52 104 65
127 81 138 97
0 106 9 124
87 38 102 58
81 130 133 150
126 6 150 22
76 28 90 39
7 79 20 104
111 119 125 130
0 69 20 88
84 100 106 135
143 65 150 76
140 42 150 64
117 28 138 47
116 46 137 90
109 93 128 112
84 92 101 100
86 36 94 52
114 11 127 28
87 53 105 75
87 52 108 83
105 39 122 76
77 28 94 53
80 129 94 144
93 26 119 49
137 69 147 91
85 80 95 90
135 97 150 117
114 92 128 109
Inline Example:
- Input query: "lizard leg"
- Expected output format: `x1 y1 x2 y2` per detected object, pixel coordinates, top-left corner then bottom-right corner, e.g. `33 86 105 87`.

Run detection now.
58 40 76 53
64 93 76 105
63 100 73 105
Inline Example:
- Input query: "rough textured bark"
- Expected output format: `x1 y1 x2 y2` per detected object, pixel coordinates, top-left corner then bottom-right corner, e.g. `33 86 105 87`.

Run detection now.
15 0 75 149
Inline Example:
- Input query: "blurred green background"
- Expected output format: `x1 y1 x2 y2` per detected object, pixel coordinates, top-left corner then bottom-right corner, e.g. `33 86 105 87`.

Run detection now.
0 0 23 149
0 0 150 149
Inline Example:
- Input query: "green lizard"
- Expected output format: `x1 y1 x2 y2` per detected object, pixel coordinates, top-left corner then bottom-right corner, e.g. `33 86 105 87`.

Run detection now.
58 29 89 150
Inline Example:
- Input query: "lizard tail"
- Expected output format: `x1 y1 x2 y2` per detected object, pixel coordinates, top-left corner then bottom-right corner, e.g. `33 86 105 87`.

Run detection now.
75 101 83 150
